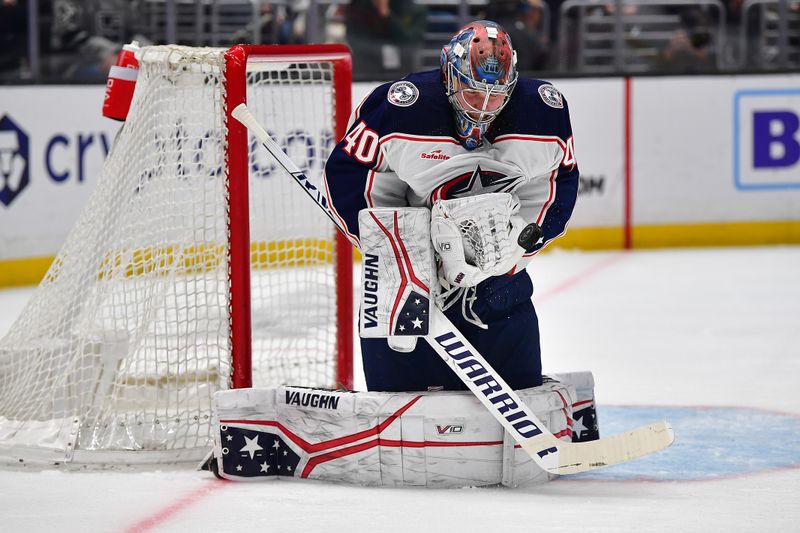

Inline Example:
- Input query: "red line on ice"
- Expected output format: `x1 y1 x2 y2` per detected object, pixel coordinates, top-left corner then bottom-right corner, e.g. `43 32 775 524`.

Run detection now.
122 480 228 533
534 253 627 304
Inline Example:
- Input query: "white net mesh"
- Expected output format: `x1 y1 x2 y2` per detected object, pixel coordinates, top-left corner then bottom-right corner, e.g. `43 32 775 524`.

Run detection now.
0 46 346 465
246 60 339 388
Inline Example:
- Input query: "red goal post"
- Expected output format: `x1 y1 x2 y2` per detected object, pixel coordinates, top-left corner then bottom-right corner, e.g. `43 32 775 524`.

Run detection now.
225 44 354 390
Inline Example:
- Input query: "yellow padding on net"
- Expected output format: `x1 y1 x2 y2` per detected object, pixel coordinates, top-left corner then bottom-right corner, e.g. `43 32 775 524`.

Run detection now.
94 239 336 280
3 221 800 287
250 238 334 268
96 243 227 280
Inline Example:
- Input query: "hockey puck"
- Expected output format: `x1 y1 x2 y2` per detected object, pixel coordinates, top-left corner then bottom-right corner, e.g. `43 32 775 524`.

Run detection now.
518 223 543 249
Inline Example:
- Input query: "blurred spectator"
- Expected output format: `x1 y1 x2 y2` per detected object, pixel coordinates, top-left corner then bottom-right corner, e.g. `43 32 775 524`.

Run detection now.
247 3 303 44
487 0 550 71
346 0 428 77
658 7 715 72
49 0 96 52
67 36 121 80
45 0 123 80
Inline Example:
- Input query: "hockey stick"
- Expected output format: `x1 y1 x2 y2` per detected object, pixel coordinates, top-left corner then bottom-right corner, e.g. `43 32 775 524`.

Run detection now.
231 103 674 475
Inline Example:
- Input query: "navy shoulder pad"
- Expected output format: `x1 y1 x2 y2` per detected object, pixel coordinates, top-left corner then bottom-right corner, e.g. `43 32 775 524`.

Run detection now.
353 70 454 138
492 78 573 139
519 78 568 111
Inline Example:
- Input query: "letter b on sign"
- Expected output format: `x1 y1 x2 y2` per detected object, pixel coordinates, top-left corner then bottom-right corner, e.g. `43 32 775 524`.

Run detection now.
753 111 800 168
734 90 800 189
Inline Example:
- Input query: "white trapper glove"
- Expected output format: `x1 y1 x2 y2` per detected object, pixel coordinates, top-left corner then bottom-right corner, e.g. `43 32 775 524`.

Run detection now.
430 193 530 288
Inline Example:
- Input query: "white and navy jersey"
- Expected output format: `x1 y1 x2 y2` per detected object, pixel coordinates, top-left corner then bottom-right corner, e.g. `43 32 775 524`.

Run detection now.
324 69 578 270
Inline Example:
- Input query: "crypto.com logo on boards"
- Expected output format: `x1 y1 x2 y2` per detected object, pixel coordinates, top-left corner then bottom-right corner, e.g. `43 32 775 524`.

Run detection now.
0 109 120 209
0 114 30 207
733 88 800 190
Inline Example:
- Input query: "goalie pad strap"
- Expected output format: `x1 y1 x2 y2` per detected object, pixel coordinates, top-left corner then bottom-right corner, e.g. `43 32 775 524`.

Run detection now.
552 371 600 442
211 377 591 488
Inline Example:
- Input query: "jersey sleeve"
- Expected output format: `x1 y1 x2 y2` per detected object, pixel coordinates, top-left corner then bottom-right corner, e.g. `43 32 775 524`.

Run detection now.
324 86 409 249
511 93 579 273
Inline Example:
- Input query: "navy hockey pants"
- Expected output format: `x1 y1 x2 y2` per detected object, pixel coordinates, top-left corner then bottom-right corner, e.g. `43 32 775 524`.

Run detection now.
361 271 542 392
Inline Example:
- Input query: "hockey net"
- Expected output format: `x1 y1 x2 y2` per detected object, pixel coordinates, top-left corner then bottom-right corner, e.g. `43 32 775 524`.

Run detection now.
0 45 353 466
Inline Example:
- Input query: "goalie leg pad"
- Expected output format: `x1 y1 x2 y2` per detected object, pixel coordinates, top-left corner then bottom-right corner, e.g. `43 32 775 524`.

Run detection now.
211 381 576 488
551 371 599 442
357 207 435 345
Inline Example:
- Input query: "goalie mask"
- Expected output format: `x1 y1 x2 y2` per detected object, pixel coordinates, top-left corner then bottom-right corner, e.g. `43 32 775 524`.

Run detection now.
441 20 518 150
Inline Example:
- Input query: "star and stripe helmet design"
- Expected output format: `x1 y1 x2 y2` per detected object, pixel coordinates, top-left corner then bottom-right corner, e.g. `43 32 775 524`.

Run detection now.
441 20 518 150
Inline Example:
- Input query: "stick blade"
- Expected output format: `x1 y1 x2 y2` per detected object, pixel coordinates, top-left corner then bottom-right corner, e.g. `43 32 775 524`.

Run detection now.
551 420 674 475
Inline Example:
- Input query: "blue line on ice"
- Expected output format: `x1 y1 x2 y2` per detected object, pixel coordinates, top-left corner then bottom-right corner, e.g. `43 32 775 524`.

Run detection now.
566 406 800 481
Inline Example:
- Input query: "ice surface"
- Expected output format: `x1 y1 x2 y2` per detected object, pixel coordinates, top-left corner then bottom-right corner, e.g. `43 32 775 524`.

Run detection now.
1 246 798 533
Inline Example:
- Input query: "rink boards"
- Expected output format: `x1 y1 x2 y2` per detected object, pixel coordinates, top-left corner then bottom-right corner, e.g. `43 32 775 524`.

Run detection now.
1 74 800 286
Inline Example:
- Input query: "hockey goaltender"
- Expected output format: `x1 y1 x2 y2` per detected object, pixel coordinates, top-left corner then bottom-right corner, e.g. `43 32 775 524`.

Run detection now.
203 20 673 487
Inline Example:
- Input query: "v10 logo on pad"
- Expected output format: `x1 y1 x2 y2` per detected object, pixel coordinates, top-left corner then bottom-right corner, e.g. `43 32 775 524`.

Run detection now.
733 89 800 190
0 114 30 207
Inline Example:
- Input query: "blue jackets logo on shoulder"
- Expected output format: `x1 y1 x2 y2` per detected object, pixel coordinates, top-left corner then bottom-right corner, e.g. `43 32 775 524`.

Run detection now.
538 84 563 109
388 81 419 107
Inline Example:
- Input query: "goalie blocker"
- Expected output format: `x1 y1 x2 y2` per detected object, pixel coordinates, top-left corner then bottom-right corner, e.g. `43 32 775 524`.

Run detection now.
209 372 597 487
358 207 435 353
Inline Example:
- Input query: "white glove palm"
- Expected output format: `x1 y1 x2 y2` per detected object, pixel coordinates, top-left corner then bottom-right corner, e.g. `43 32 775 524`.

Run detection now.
431 194 529 288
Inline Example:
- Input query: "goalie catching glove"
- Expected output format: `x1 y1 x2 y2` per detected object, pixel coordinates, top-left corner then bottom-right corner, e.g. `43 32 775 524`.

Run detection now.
431 193 530 287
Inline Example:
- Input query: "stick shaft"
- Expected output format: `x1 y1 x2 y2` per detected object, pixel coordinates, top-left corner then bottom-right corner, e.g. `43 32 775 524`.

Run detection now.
231 103 342 231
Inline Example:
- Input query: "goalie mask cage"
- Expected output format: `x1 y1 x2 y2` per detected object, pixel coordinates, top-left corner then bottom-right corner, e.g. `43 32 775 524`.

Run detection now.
0 44 353 466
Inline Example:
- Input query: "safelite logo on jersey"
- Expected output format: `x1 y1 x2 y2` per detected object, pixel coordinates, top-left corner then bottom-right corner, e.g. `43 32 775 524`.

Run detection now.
420 149 450 161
